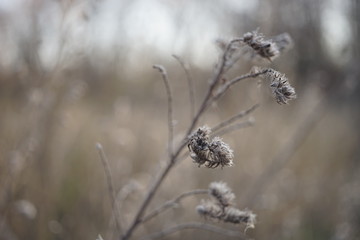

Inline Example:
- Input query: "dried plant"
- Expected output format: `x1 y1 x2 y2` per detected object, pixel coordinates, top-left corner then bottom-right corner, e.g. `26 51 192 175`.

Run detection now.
243 30 280 61
188 126 234 168
197 182 256 231
96 29 296 240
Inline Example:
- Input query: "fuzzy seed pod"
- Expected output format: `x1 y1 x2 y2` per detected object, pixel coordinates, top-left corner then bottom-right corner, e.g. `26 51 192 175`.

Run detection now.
208 181 235 207
208 137 234 168
243 31 280 60
188 127 234 168
196 200 223 220
265 69 297 104
223 207 256 229
196 181 257 229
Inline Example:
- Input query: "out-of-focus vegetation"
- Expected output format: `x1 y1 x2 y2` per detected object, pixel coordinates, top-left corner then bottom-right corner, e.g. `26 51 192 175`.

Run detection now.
0 0 359 240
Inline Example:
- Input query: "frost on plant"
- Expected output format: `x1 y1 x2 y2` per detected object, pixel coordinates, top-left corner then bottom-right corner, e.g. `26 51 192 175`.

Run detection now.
197 182 256 230
208 181 235 207
242 30 293 61
265 68 297 104
188 126 234 168
243 30 280 61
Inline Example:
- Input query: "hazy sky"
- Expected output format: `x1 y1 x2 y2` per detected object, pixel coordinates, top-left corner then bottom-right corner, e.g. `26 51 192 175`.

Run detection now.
0 0 351 69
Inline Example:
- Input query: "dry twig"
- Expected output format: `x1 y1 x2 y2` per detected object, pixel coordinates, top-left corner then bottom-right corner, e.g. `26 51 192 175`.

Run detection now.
172 54 196 120
211 104 259 134
139 222 247 240
153 65 174 157
142 189 208 223
96 143 123 234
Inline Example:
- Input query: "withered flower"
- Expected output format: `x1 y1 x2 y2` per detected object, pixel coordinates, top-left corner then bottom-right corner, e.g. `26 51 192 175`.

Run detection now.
188 127 234 168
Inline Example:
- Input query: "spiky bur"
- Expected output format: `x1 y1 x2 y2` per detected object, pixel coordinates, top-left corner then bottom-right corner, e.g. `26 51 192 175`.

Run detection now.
265 68 297 104
243 30 280 61
197 182 256 230
252 67 297 104
188 127 234 168
208 137 234 168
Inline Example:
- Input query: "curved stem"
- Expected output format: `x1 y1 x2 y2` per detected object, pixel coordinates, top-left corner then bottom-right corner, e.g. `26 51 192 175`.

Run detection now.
139 222 247 240
153 65 174 157
211 104 259 134
172 54 196 121
96 143 123 235
121 38 245 240
142 189 208 223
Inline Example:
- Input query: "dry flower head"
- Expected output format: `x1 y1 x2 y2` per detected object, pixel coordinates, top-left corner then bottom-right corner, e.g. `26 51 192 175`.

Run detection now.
265 68 297 104
188 126 234 168
243 30 280 61
197 182 256 230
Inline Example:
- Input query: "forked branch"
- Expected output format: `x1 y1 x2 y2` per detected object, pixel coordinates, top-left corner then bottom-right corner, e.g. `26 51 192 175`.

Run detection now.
142 189 208 223
139 222 247 240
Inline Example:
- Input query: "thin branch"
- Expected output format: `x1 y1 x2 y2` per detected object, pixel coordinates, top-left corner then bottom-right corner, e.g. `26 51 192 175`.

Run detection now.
139 222 247 240
110 181 141 239
153 65 174 157
121 39 244 240
142 189 208 223
185 38 243 137
211 104 259 133
210 69 269 105
96 143 123 235
213 120 255 137
172 54 196 120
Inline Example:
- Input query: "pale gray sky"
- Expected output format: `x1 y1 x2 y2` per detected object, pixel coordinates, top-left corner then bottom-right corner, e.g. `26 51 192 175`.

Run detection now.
0 0 351 69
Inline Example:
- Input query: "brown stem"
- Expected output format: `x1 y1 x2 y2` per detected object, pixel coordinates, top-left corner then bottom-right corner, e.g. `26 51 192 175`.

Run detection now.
211 104 259 134
141 189 208 223
121 39 245 240
139 222 247 240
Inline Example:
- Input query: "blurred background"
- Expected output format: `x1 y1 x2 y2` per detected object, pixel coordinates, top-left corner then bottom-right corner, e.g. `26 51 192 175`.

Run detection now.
0 0 359 239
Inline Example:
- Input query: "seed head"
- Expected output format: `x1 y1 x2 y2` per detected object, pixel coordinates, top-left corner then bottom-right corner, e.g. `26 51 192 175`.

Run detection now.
197 181 256 229
208 181 235 207
188 126 211 167
188 127 234 168
243 31 280 60
209 137 234 168
196 200 223 220
265 68 297 104
223 207 256 230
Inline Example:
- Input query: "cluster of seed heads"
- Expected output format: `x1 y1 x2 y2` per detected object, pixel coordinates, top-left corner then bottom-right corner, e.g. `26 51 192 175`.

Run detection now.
188 126 234 168
196 182 256 230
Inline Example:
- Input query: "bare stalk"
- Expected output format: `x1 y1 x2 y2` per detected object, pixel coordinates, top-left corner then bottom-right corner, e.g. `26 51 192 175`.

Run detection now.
211 104 259 133
121 38 252 240
153 65 174 157
214 120 255 137
96 143 123 234
172 54 196 120
211 69 269 105
139 222 247 240
142 189 208 224
185 38 244 136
